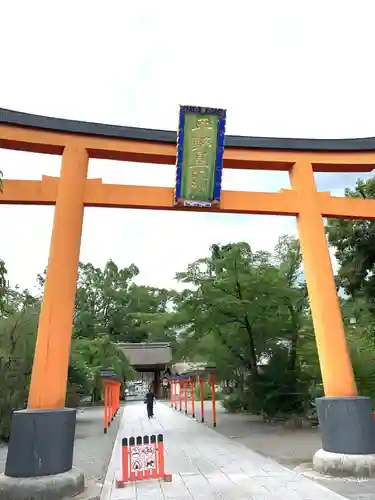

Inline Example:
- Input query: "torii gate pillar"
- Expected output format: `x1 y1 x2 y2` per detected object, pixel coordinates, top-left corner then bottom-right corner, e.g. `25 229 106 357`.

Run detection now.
3 146 88 496
291 161 375 477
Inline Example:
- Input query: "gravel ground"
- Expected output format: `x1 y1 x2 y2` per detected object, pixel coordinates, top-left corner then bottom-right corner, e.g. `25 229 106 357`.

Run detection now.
0 405 122 484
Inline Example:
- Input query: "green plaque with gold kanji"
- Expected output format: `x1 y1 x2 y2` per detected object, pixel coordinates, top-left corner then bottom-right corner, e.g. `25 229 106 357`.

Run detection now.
175 106 226 208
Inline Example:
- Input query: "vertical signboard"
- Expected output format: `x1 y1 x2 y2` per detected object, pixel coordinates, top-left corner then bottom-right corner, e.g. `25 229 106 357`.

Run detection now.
175 106 226 208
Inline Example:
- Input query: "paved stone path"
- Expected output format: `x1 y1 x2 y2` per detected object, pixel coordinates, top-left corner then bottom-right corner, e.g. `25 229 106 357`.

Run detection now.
101 402 349 500
196 401 375 499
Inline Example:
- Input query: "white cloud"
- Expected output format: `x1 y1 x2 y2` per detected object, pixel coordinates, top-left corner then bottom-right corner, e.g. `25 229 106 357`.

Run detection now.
1 0 375 291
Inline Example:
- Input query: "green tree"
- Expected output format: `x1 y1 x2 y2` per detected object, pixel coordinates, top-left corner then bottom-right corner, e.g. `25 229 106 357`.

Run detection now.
326 177 375 305
70 335 135 402
74 260 139 339
0 259 7 313
173 239 312 415
273 236 309 381
130 286 179 352
39 260 175 343
0 294 39 440
342 298 375 399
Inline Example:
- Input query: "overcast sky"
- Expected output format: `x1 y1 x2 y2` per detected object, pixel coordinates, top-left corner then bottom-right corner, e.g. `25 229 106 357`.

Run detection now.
1 0 375 292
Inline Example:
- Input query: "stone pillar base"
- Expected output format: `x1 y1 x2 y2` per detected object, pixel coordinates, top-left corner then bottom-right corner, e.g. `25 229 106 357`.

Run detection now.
5 408 77 477
314 396 375 477
313 448 375 478
0 467 84 500
315 396 375 455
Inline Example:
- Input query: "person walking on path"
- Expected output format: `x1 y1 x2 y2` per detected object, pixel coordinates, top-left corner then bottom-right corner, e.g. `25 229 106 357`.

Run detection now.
144 387 156 419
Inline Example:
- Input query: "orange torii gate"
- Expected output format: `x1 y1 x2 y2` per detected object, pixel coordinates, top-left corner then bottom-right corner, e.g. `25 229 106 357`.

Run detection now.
1 107 375 494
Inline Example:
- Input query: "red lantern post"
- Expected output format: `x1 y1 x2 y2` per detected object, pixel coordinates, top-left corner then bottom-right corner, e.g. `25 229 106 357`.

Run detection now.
209 376 217 427
198 376 204 423
191 378 195 419
103 381 109 433
174 380 178 410
184 380 188 414
179 380 183 412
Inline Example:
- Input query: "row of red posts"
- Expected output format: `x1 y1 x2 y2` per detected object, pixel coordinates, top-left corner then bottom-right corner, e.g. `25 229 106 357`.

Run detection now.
100 368 122 434
169 375 217 427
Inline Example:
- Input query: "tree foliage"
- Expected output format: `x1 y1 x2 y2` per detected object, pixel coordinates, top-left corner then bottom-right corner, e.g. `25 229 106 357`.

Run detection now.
0 290 39 440
69 335 135 403
173 237 313 416
326 178 375 304
38 260 178 345
171 231 375 416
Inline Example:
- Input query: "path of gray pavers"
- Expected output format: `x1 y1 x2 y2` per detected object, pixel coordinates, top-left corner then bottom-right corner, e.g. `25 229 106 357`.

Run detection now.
195 401 375 500
102 401 350 500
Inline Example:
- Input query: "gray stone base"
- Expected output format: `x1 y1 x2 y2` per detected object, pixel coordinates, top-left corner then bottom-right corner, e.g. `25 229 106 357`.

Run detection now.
0 466 84 500
5 408 77 477
315 396 375 454
313 448 375 478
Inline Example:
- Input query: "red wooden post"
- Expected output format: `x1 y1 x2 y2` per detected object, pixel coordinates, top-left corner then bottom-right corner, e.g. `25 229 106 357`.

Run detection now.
157 434 165 478
129 437 137 483
103 382 108 433
191 378 195 419
179 381 183 412
136 436 143 481
117 381 121 414
107 384 110 425
150 435 158 479
209 376 217 427
108 382 113 425
184 380 188 414
114 383 116 417
110 383 113 425
112 383 115 419
114 382 117 416
199 376 204 423
157 434 172 482
122 437 129 482
143 435 151 480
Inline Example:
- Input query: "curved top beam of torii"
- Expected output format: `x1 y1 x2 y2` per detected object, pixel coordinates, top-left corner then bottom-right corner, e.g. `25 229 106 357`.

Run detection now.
1 107 375 220
1 107 375 152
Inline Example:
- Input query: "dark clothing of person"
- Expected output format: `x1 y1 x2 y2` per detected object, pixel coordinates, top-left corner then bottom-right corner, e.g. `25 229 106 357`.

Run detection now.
146 403 153 418
144 391 155 419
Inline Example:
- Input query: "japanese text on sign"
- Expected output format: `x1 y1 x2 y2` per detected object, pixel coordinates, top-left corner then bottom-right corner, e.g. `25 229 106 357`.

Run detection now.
189 116 214 199
180 112 219 203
